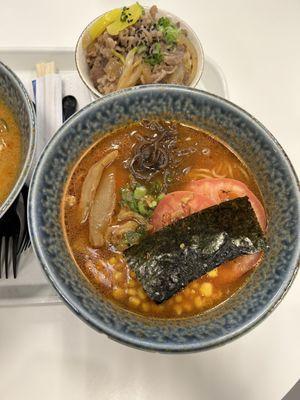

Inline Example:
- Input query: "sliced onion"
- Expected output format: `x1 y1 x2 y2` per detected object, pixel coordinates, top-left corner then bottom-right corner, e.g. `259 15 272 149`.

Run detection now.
124 63 143 88
117 48 138 89
140 63 153 84
153 70 168 83
166 64 185 84
89 167 116 247
79 150 118 224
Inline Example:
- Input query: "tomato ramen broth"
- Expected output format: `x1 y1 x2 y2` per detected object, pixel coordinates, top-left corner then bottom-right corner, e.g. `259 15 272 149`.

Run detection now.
62 121 265 318
0 101 22 205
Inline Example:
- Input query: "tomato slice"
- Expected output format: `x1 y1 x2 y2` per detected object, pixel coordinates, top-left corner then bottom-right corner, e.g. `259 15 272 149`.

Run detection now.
185 178 266 231
216 253 263 284
151 178 267 283
151 191 214 232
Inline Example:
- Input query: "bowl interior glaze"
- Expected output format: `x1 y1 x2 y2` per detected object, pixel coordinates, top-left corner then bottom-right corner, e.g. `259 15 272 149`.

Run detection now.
0 61 35 218
29 86 299 352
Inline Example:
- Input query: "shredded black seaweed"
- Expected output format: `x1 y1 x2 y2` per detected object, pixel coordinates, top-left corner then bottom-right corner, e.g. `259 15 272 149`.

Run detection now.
128 120 196 191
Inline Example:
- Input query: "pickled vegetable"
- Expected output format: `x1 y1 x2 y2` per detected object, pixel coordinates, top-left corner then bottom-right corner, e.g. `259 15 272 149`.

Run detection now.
82 8 122 48
106 3 143 36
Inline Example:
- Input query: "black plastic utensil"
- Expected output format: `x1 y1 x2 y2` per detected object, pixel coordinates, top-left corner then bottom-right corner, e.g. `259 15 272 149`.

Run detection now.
18 185 30 253
62 95 77 122
0 185 29 278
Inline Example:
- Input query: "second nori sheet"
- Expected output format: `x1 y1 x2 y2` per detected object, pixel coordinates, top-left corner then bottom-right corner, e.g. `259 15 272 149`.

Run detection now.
125 197 266 303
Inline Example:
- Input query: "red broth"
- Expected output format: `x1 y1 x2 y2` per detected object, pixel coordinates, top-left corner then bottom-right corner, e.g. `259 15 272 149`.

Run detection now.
0 101 22 205
62 121 264 318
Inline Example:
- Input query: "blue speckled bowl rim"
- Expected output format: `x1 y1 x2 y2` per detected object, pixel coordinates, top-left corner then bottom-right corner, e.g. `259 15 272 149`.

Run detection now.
0 61 36 219
28 85 300 352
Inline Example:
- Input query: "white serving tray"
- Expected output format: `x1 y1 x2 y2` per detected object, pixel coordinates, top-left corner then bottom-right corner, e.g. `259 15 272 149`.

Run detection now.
0 47 229 306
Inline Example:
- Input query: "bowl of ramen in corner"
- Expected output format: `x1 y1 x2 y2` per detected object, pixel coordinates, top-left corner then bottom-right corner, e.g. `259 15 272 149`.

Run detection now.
0 61 35 219
28 85 299 352
75 3 204 97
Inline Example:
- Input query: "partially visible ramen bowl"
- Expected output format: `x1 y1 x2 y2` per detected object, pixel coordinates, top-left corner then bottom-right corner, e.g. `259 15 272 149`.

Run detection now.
75 4 204 98
28 85 299 352
0 61 35 219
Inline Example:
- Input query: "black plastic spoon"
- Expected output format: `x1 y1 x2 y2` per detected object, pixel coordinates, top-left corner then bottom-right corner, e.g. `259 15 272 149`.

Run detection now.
62 95 77 122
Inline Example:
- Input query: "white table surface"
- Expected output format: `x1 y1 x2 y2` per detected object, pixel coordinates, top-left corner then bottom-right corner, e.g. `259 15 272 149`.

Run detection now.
0 0 299 399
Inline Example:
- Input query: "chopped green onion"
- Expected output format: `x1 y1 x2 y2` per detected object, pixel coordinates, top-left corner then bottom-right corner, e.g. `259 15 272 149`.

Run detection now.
157 16 180 44
157 17 170 29
137 44 147 54
134 186 147 199
120 180 164 218
149 200 157 208
157 193 165 202
144 42 163 66
138 200 148 216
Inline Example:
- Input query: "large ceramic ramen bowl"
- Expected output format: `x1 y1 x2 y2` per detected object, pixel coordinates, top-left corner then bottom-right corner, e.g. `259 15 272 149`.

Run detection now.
0 61 35 219
28 85 299 352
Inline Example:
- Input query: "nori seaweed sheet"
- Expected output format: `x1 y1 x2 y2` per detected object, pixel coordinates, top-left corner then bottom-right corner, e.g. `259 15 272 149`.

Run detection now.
124 197 266 303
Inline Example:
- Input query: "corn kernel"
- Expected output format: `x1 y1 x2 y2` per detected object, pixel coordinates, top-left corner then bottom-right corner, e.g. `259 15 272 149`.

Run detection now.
207 268 218 278
191 281 199 290
137 288 147 300
115 263 124 271
200 282 213 297
156 304 165 312
130 270 136 279
194 296 203 308
113 271 123 282
128 296 141 307
127 288 137 296
128 279 136 288
66 195 76 206
112 288 126 300
173 304 183 316
175 295 183 303
142 302 151 312
183 302 193 312
109 257 117 265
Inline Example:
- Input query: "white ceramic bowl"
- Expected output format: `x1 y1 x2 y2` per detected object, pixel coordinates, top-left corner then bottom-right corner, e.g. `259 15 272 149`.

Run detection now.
75 6 204 98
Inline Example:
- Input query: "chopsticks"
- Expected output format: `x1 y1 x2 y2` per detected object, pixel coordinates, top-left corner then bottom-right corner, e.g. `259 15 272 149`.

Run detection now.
36 61 56 77
34 61 63 156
